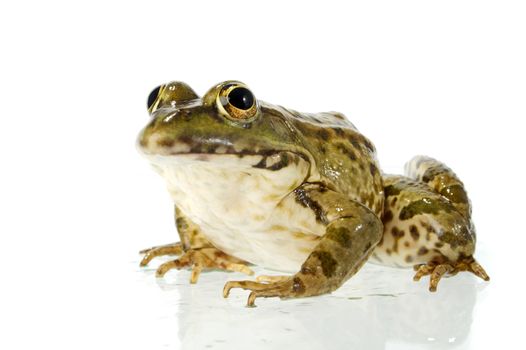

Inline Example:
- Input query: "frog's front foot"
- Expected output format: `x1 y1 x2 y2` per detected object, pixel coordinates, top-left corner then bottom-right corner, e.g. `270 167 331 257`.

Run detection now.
139 243 254 283
223 275 302 307
413 256 490 292
140 242 184 267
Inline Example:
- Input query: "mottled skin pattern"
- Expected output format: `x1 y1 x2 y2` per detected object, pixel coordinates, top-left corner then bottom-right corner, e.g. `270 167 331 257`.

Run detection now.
138 81 489 306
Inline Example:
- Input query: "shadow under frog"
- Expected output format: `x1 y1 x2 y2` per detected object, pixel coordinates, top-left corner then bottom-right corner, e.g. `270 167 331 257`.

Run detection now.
142 263 483 350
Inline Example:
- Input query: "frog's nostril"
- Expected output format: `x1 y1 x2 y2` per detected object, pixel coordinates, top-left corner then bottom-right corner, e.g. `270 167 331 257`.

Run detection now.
147 85 162 110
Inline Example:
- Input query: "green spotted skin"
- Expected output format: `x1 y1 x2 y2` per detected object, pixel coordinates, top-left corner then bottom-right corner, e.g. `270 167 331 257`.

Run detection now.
371 156 476 267
138 81 488 305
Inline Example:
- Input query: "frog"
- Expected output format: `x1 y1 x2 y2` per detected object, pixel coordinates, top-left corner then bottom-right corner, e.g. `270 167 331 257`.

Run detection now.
137 80 489 307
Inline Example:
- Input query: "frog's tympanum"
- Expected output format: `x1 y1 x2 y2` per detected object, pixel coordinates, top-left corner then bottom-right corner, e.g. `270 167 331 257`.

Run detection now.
138 81 489 306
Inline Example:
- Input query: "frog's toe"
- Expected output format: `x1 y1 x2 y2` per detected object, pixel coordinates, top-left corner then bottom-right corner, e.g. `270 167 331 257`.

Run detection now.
223 277 295 307
155 248 254 283
451 256 490 281
413 256 490 292
155 252 194 278
413 262 453 292
255 275 290 283
139 242 183 266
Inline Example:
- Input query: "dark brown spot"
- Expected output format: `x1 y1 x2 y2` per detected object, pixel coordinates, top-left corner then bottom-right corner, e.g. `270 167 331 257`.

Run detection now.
422 165 444 183
405 255 413 263
418 247 429 256
409 225 420 240
391 227 405 253
391 227 404 238
335 142 357 160
383 210 393 223
435 241 444 248
362 138 375 153
252 156 267 169
384 184 401 197
333 127 346 137
386 248 392 255
327 227 352 248
178 134 194 145
294 187 327 224
267 153 291 171
311 251 338 278
157 137 175 147
292 277 306 294
318 129 330 141
176 217 188 231
440 184 469 204
349 135 361 149
404 241 410 247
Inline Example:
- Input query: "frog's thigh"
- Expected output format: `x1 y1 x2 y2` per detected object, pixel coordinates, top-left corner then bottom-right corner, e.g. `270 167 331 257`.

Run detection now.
375 175 489 290
224 183 383 306
405 156 472 220
375 175 475 266
174 206 213 250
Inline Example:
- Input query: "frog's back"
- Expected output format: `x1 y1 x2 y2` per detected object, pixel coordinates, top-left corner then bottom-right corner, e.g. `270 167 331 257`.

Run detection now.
263 103 384 217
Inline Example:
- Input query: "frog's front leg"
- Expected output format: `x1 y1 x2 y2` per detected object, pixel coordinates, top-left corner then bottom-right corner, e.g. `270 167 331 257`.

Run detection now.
223 183 383 306
140 206 254 283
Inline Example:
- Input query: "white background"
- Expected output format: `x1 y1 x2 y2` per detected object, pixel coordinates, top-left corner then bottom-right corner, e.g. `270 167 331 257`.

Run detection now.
1 1 525 349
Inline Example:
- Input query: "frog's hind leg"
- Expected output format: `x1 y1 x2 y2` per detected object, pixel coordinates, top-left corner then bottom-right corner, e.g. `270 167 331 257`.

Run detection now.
139 206 254 283
405 155 472 220
374 157 489 291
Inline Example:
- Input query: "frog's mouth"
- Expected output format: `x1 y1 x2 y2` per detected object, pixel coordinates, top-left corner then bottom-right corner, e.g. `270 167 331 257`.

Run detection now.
138 132 311 172
141 149 308 174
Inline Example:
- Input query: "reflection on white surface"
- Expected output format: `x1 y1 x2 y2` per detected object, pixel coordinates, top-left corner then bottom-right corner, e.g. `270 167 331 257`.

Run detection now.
139 259 487 350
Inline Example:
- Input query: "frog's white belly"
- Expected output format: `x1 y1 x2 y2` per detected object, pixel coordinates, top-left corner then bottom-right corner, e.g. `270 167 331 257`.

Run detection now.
149 154 325 272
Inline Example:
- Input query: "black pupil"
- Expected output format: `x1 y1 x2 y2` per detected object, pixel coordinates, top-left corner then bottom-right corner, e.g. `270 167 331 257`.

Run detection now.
147 86 161 109
227 87 254 110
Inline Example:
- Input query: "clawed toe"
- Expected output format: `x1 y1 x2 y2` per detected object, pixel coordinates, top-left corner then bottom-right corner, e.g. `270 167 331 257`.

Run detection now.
223 277 294 307
139 243 184 267
140 244 254 283
413 257 490 292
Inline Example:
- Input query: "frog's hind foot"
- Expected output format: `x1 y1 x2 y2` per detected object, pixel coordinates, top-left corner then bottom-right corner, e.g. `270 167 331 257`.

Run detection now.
413 256 490 292
223 276 296 307
152 247 254 283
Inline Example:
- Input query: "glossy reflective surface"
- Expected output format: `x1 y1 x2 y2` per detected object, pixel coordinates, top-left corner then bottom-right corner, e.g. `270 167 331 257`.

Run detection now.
137 257 488 350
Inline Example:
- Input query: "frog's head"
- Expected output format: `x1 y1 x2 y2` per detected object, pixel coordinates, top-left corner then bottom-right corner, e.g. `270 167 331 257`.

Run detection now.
138 81 310 172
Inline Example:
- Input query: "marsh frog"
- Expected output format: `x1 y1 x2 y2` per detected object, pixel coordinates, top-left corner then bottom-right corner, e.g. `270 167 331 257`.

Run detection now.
138 81 489 306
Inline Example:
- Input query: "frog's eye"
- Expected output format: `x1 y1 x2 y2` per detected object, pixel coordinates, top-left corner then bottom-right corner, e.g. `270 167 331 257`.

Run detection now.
147 85 163 111
217 84 258 121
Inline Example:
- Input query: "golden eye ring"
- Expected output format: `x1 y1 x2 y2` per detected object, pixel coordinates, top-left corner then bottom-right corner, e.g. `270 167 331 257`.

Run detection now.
216 83 258 121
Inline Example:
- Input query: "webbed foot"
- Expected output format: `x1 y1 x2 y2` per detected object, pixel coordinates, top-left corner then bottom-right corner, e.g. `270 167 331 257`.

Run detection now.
413 256 490 292
223 275 302 307
140 244 254 283
140 242 183 266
